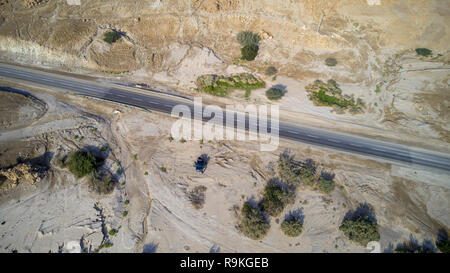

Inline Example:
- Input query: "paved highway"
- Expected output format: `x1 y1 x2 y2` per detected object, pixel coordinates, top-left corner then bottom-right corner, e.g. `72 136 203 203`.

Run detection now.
1 64 449 171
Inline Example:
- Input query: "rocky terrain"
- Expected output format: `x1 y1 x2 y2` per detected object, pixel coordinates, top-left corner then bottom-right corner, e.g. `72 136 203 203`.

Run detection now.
0 80 448 253
0 0 449 253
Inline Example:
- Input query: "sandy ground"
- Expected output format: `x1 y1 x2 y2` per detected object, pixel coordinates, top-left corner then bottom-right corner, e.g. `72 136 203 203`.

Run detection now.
0 80 449 253
112 109 449 253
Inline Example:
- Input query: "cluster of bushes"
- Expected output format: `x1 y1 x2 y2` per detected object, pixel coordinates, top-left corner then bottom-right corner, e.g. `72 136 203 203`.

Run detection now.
239 152 339 240
237 31 261 61
239 181 296 240
394 240 435 253
277 152 335 194
196 73 265 97
339 216 380 246
305 79 364 114
103 30 121 44
239 202 270 240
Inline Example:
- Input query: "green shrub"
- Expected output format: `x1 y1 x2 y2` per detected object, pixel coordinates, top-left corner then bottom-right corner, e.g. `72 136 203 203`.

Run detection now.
415 48 432 57
97 241 113 251
108 229 119 236
325 58 338 67
306 80 364 113
103 31 121 44
375 84 381 94
265 66 278 76
281 215 303 237
314 89 350 108
260 183 295 217
188 185 207 209
317 177 335 194
237 31 261 46
239 202 270 240
265 88 284 101
122 211 128 217
299 165 316 186
88 170 116 194
278 153 302 186
278 153 316 186
65 151 103 178
339 216 380 246
241 44 259 61
395 240 435 253
437 240 450 253
196 73 265 97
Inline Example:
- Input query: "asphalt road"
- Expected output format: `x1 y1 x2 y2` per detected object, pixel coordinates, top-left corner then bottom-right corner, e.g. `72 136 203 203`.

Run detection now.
1 64 449 171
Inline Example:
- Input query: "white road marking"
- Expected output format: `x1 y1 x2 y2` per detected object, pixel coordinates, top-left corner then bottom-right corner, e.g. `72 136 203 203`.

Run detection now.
288 130 299 134
132 97 143 101
328 139 341 143
307 134 318 138
350 143 363 147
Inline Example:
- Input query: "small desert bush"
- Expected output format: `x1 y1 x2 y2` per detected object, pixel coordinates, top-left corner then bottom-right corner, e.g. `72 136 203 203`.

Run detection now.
339 216 380 246
437 240 450 253
265 66 278 76
239 202 270 240
108 229 119 236
88 170 116 194
278 153 316 186
281 215 303 237
260 183 295 217
278 153 302 186
395 238 436 253
188 185 207 209
97 241 113 251
64 151 104 178
237 31 261 46
325 57 338 67
415 48 432 57
317 177 335 194
299 165 316 186
265 87 284 101
103 31 121 44
241 44 259 61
